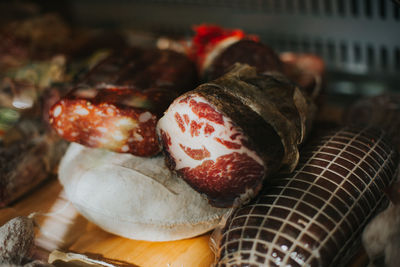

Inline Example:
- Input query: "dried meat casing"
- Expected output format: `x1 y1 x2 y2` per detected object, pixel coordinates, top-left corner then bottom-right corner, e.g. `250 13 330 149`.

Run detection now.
213 127 399 266
157 64 315 207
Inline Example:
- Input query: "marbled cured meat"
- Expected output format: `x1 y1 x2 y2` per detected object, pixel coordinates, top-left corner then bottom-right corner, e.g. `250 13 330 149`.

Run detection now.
49 48 197 156
213 127 399 266
157 64 315 207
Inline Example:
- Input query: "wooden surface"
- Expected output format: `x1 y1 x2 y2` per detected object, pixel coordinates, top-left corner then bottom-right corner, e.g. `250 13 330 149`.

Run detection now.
0 178 215 267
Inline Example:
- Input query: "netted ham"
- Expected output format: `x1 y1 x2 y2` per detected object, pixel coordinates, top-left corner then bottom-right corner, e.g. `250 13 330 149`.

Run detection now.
49 48 197 156
213 127 399 266
157 64 316 207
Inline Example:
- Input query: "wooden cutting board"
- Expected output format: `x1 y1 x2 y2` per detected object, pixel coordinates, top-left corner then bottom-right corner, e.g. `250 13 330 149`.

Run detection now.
0 178 215 267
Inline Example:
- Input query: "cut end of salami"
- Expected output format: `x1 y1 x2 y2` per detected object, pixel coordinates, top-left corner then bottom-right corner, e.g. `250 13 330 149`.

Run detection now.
49 86 161 156
157 93 265 207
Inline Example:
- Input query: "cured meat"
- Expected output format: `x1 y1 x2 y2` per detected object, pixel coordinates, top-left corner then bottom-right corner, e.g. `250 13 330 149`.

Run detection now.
280 52 325 98
204 39 283 81
189 25 324 98
0 120 67 207
49 48 198 156
157 64 316 207
213 127 399 266
344 94 400 150
345 94 400 266
189 25 282 80
49 86 175 156
82 48 197 95
362 181 400 267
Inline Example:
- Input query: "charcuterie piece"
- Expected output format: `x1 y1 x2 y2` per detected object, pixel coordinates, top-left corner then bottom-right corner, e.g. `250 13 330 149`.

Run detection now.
0 120 67 207
82 48 197 95
280 52 325 97
344 94 400 149
49 86 177 156
213 127 399 267
50 48 198 156
204 39 283 81
189 25 282 80
157 63 315 207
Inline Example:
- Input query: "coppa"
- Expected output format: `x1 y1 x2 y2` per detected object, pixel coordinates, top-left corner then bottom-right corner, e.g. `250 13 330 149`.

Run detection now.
157 64 316 207
49 48 197 157
158 94 265 206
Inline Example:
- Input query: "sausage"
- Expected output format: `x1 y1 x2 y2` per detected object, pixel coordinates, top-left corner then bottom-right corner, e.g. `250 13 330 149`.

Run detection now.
213 127 399 266
49 85 177 156
157 64 315 207
82 48 198 95
50 48 198 156
205 39 283 81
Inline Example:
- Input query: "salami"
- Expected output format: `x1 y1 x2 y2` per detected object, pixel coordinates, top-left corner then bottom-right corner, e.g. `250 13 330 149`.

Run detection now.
204 39 283 80
157 64 315 207
82 48 197 95
213 127 399 266
49 86 176 156
49 48 197 156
